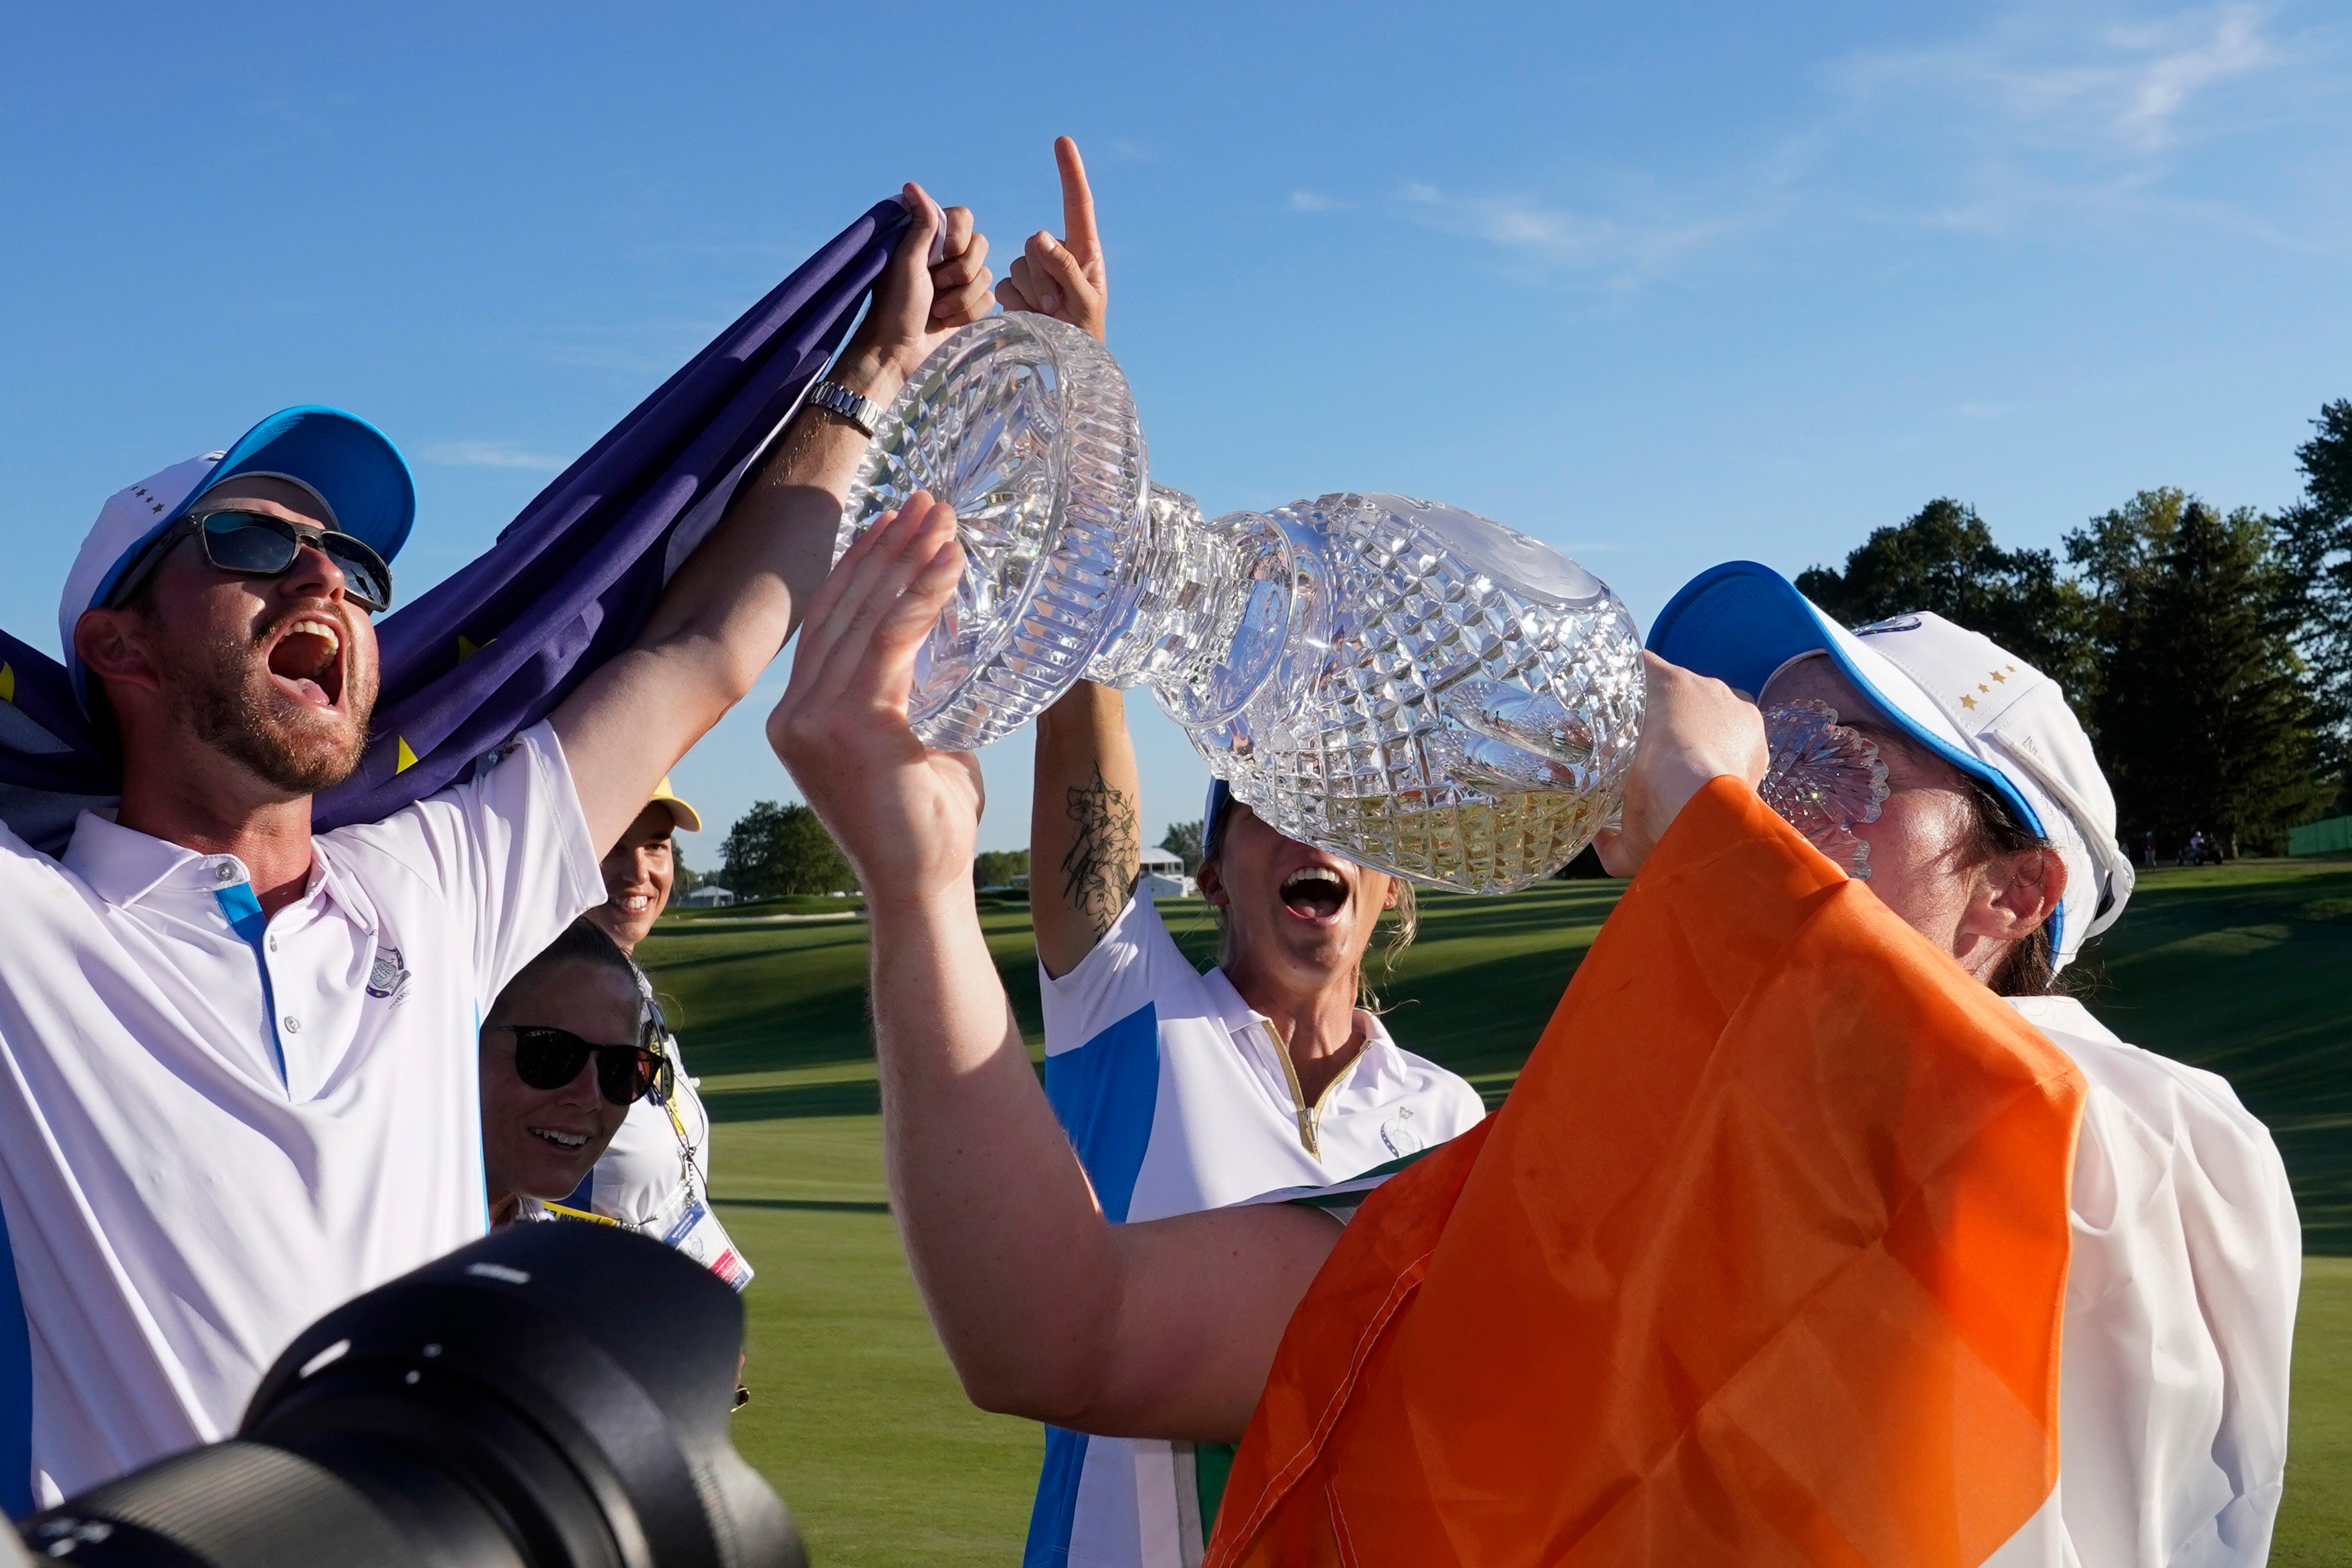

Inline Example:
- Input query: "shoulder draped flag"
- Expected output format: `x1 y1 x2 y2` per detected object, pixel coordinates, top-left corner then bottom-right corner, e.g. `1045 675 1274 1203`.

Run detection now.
0 199 912 853
1207 779 2087 1568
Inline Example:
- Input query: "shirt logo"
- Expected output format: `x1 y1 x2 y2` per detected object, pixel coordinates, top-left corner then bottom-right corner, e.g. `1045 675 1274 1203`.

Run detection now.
1379 1104 1423 1160
367 944 412 1003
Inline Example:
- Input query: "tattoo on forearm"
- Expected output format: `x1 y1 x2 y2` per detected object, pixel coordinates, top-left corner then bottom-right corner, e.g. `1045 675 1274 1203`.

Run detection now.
1061 768 1140 939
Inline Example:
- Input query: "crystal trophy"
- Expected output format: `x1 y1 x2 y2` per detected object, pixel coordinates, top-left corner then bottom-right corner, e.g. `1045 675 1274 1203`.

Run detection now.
837 313 1644 893
1758 700 1889 877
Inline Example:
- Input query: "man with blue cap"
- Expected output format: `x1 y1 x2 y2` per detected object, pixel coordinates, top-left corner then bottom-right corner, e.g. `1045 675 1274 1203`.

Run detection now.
0 189 994 1510
1641 561 2302 1565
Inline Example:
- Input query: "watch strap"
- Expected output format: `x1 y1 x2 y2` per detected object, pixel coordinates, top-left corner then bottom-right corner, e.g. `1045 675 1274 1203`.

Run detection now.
808 380 885 437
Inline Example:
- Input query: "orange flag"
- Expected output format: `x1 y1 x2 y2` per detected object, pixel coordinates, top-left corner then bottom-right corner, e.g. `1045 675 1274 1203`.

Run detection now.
1207 779 2086 1567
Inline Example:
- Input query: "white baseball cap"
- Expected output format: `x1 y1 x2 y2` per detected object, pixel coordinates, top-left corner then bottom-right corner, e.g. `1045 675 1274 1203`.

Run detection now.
1649 561 2134 969
60 405 414 708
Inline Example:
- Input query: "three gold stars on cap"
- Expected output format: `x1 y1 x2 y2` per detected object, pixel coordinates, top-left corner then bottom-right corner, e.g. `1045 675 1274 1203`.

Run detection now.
1957 664 2021 712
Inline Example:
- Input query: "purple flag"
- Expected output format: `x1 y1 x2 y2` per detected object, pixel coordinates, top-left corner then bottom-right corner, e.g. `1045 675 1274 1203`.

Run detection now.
0 199 911 854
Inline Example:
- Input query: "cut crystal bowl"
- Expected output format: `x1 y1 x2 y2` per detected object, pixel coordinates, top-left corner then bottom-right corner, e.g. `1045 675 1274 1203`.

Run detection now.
838 316 1647 892
1185 494 1643 894
837 314 1147 750
1759 698 1889 878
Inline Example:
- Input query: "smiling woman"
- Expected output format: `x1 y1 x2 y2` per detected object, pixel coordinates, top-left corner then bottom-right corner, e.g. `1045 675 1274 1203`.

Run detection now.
478 918 654 1226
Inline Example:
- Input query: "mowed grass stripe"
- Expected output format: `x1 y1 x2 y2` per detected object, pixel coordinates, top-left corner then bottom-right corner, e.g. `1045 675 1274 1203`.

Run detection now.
2078 860 2352 1252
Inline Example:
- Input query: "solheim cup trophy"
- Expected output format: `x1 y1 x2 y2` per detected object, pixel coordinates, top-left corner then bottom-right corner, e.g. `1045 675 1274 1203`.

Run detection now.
836 313 1645 894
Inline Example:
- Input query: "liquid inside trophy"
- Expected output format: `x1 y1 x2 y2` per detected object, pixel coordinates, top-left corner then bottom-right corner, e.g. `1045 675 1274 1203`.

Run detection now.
837 313 1884 894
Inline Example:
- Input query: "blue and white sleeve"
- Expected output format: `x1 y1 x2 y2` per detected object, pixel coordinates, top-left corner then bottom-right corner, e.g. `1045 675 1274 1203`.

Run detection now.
1036 893 1196 1060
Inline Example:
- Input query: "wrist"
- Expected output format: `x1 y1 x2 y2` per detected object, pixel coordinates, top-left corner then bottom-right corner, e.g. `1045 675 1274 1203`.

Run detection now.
862 870 976 928
829 341 909 406
1040 680 1124 728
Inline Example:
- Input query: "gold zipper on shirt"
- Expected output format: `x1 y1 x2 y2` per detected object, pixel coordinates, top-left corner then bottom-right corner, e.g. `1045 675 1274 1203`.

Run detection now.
1269 1022 1364 1161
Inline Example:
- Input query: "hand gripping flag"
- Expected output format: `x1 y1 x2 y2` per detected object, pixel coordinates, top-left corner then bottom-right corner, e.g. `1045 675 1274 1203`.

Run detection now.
0 198 913 853
1206 779 2088 1568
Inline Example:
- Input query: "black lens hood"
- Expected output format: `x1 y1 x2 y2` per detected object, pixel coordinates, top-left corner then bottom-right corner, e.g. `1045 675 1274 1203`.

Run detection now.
242 1224 798 1568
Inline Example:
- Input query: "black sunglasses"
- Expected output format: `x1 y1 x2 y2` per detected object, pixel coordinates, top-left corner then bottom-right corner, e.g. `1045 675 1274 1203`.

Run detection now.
492 1023 671 1107
110 510 395 613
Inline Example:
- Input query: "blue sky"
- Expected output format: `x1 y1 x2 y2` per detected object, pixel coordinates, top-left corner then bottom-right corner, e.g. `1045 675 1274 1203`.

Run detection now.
5 2 2348 859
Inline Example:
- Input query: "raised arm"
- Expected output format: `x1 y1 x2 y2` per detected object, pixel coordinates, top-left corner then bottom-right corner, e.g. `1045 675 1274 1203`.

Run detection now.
1032 684 1144 977
553 185 995 854
997 136 1107 340
1008 138 1137 979
770 494 1338 1442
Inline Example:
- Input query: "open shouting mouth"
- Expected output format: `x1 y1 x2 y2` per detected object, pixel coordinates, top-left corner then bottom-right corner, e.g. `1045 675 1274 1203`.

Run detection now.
264 613 347 710
1279 864 1351 925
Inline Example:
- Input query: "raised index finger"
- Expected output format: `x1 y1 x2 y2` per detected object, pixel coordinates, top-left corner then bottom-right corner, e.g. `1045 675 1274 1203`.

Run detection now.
1055 136 1099 266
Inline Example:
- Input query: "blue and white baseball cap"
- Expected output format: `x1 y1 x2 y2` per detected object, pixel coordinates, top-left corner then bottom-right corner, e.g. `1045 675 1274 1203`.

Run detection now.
1650 561 2133 969
60 405 415 708
1200 777 1237 862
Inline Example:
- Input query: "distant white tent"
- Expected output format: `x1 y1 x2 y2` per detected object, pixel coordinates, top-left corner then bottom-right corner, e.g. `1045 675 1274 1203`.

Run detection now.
682 885 735 907
1137 846 1196 898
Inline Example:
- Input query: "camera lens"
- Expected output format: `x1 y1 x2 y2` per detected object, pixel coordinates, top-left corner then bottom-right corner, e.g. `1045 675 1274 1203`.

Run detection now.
17 1225 803 1568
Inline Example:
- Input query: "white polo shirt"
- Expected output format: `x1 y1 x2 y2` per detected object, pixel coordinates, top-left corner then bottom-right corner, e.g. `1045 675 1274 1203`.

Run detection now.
0 722 602 1507
1024 893 1485 1568
1993 995 2299 1568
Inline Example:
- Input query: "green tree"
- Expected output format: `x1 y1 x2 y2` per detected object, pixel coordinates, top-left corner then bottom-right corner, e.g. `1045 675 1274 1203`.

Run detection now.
1796 498 2100 708
2278 399 2352 811
670 846 701 898
2065 494 2324 855
720 800 856 898
974 848 1031 889
1160 819 1204 873
2066 487 2184 613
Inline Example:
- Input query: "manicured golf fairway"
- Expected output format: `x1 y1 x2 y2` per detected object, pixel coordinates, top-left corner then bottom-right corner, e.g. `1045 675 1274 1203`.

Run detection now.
639 858 2351 1565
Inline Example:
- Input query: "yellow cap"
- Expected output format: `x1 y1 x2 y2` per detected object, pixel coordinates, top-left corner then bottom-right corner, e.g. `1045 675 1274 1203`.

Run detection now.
649 775 702 833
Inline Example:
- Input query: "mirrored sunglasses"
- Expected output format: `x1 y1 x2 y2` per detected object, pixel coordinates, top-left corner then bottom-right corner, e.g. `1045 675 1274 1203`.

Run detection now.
112 510 395 613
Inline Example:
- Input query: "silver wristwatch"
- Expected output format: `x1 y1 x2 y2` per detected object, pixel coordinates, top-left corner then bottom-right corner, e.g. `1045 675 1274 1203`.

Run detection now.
808 379 885 437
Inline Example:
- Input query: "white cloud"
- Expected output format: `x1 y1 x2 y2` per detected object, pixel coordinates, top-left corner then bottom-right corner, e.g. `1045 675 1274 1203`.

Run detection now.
1841 5 2285 157
2103 7 2276 148
1293 5 2338 286
1395 183 1746 282
1811 4 2345 244
422 440 567 473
